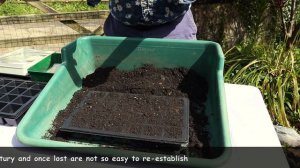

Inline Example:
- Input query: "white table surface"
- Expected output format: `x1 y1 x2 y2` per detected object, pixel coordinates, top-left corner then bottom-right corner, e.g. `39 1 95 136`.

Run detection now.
0 84 290 167
221 84 289 168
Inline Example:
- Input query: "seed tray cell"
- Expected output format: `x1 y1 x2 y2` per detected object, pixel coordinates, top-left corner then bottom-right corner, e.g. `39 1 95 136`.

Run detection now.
0 87 14 94
19 82 35 88
3 80 12 85
12 96 31 104
6 81 23 87
10 88 27 95
60 91 189 147
0 78 46 125
0 102 7 109
23 89 40 97
2 104 22 113
0 95 18 102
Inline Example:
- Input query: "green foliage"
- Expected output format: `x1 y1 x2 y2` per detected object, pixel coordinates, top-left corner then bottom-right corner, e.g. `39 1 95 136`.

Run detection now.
46 1 108 12
0 0 41 16
233 0 300 49
0 0 108 16
227 0 300 128
224 41 300 127
235 0 272 38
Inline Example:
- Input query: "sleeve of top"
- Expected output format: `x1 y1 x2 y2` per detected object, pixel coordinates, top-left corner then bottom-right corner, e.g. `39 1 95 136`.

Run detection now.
87 0 101 7
178 0 196 4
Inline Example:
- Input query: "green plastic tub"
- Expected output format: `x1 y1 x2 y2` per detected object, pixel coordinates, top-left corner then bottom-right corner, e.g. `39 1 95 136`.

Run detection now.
17 36 231 167
28 53 62 82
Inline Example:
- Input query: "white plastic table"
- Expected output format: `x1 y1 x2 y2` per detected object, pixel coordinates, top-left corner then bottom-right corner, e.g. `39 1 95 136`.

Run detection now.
0 84 290 167
221 84 289 168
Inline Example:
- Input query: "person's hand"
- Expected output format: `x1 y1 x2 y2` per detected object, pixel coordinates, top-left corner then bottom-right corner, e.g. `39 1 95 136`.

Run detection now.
0 0 6 5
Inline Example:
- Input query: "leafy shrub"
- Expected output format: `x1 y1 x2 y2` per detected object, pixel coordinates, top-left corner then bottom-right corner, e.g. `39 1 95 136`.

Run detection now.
224 41 300 127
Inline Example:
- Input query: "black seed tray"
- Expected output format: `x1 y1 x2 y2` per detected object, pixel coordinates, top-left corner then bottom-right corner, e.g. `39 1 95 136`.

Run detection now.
59 91 189 147
0 78 46 125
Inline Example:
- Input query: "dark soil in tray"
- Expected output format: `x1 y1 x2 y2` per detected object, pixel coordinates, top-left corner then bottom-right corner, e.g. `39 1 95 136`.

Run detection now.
46 65 218 158
60 91 189 146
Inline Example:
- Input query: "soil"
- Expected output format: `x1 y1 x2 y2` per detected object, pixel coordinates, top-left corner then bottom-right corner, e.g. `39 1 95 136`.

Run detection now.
62 91 188 145
46 65 217 158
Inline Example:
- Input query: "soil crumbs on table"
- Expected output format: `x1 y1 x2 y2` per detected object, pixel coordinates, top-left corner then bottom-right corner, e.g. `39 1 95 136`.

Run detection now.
46 65 220 158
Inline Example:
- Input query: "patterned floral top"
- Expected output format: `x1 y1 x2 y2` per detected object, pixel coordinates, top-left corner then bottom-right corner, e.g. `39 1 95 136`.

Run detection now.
108 0 196 26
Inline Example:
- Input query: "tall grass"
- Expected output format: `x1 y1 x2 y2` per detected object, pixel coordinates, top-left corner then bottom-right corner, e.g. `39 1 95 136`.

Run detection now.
224 41 300 127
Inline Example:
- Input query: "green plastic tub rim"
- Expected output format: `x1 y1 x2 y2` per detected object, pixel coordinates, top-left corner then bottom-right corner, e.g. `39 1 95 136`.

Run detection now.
17 36 231 168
